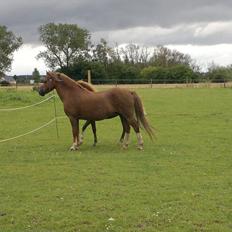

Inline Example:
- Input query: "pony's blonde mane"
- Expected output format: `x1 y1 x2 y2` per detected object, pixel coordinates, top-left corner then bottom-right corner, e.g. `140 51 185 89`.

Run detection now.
58 72 94 91
77 80 96 92
58 73 77 85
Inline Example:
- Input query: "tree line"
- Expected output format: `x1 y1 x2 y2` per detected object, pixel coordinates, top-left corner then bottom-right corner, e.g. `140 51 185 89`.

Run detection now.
1 23 232 84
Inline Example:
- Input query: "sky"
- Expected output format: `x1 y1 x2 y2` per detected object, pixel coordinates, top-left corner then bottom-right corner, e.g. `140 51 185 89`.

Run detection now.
1 0 232 75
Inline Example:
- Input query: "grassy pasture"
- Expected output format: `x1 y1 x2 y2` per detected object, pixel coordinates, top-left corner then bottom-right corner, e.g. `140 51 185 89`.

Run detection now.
0 87 232 232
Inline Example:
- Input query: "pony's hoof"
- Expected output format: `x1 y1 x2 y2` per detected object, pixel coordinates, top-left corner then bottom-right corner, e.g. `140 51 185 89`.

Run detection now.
70 145 79 151
92 143 97 147
137 145 144 151
122 144 129 150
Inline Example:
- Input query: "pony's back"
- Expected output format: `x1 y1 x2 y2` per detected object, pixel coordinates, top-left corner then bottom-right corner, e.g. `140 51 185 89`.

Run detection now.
77 80 96 92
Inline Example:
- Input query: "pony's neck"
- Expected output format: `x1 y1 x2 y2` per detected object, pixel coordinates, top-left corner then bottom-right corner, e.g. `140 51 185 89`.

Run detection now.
54 79 85 102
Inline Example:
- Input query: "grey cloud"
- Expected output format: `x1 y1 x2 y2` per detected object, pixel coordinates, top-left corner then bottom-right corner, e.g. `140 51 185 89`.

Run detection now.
1 0 232 44
92 22 232 46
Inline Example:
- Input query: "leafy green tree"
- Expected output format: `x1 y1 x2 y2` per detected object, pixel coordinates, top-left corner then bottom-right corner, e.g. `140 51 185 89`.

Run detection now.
141 64 199 83
58 59 89 80
168 64 199 83
206 65 232 82
150 45 193 68
13 75 17 81
37 23 90 69
107 62 140 83
0 25 22 74
92 39 112 69
140 66 159 80
89 62 107 81
120 43 150 65
32 68 40 83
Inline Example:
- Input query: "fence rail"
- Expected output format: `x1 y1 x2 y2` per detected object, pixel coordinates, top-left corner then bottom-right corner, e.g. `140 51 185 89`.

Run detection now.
1 79 232 89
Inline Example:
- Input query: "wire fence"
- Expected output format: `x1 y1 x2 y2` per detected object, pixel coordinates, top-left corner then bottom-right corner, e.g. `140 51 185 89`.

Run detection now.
0 95 63 143
0 118 56 143
1 78 232 89
0 95 54 111
0 78 232 91
90 79 232 89
1 76 231 143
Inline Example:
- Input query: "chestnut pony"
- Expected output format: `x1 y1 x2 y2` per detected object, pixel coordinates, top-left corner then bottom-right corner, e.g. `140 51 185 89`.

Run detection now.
76 80 126 146
39 72 154 150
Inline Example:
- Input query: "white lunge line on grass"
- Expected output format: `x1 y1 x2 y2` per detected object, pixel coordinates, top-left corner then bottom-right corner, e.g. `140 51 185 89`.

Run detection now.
0 116 67 143
0 95 55 111
0 118 56 143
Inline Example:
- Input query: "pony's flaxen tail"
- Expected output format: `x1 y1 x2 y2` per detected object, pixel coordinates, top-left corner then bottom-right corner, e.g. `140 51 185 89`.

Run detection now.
131 91 155 140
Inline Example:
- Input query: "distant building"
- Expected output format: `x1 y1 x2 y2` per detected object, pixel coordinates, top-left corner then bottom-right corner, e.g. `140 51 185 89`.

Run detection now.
0 76 16 85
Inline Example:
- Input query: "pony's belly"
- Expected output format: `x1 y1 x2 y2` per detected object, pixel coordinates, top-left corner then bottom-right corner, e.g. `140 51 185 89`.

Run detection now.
79 111 118 121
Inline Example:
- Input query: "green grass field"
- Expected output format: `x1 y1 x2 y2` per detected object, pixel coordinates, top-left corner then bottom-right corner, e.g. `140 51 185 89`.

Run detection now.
0 87 232 232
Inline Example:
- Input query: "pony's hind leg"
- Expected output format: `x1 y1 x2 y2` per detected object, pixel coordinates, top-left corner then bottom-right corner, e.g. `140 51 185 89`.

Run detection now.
128 118 144 150
80 120 97 146
91 121 97 146
119 115 126 144
80 120 91 145
120 116 130 149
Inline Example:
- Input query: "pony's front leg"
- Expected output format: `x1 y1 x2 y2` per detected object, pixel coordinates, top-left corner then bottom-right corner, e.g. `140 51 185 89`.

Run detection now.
69 117 80 151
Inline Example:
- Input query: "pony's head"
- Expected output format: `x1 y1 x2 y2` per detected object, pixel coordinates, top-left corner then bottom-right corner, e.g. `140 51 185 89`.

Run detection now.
38 72 63 96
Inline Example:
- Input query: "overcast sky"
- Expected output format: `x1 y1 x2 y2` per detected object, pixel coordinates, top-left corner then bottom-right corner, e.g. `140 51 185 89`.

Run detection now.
1 0 232 75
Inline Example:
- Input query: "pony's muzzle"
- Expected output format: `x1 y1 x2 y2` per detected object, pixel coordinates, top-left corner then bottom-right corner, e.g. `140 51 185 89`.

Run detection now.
38 88 45 96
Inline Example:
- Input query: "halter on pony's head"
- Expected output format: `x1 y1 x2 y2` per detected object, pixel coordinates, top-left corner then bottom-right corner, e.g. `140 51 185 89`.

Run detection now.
38 71 63 96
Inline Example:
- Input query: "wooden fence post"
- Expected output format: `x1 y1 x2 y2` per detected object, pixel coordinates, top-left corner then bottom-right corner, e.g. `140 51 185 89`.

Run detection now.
87 70 91 83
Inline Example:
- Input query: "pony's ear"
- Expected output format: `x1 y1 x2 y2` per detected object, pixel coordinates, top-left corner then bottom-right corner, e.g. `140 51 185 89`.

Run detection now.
46 71 52 77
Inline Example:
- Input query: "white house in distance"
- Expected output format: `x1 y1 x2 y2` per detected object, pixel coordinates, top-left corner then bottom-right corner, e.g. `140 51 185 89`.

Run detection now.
0 76 16 85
